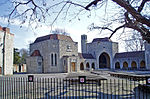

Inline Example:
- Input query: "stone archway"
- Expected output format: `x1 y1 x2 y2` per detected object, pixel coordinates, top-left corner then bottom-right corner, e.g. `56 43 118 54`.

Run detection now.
140 60 146 68
123 61 128 69
86 62 90 69
115 62 120 69
131 61 137 69
80 62 84 70
99 52 110 68
92 63 95 69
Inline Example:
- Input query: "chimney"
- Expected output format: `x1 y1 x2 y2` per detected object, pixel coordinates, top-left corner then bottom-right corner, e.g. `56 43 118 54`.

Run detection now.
3 27 10 33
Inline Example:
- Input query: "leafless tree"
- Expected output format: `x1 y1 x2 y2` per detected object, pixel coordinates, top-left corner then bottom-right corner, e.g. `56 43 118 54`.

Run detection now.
4 0 150 43
52 28 70 36
123 31 145 52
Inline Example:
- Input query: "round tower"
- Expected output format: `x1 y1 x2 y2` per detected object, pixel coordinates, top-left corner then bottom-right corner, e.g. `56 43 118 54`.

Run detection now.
81 34 87 53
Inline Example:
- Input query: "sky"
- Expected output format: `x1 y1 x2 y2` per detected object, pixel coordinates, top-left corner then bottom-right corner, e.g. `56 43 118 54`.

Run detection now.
0 0 127 52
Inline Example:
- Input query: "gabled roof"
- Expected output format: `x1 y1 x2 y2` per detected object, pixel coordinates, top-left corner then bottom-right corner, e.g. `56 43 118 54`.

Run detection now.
78 53 95 59
114 51 145 58
34 34 73 43
31 50 41 56
92 37 112 43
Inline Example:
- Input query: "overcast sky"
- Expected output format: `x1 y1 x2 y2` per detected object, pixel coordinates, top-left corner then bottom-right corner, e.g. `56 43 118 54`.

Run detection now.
0 0 127 52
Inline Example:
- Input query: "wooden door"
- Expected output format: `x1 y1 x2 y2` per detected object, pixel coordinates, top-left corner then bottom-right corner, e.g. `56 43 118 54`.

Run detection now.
71 62 76 72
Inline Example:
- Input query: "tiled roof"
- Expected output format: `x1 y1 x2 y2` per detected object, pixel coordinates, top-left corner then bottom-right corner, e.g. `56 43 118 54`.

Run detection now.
34 34 73 43
114 51 145 58
92 37 112 43
78 53 95 59
31 50 41 56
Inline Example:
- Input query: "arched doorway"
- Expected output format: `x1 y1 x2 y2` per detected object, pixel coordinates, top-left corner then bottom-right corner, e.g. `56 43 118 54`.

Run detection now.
123 61 128 69
140 60 146 68
131 61 137 69
92 63 95 69
99 52 110 68
115 62 120 69
80 62 84 70
86 62 90 69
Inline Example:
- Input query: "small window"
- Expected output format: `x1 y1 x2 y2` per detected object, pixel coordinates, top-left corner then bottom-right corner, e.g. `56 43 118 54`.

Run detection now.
51 54 53 66
66 45 72 52
55 53 57 66
67 45 71 49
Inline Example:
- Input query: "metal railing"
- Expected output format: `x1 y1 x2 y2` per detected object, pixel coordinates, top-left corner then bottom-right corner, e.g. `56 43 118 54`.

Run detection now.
0 76 149 99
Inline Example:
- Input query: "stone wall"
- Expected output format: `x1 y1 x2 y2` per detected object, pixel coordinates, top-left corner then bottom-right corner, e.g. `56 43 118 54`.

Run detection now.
0 27 14 75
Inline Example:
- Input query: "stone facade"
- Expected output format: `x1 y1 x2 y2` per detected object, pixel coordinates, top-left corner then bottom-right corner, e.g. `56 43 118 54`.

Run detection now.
27 34 150 74
0 26 14 75
27 34 79 73
81 34 149 70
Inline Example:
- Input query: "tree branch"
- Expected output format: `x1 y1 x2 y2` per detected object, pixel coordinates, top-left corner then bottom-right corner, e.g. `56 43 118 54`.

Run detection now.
138 0 150 12
109 24 126 39
112 0 150 27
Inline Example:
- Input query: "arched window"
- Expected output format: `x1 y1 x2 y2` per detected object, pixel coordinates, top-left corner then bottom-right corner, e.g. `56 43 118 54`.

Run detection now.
55 53 57 66
86 62 90 69
131 61 137 69
92 63 95 69
123 61 128 69
140 60 146 68
51 54 53 66
115 62 120 69
80 63 84 70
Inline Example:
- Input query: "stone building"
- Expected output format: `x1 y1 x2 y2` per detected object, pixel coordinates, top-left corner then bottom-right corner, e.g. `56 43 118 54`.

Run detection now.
13 64 27 73
27 34 150 73
0 26 14 75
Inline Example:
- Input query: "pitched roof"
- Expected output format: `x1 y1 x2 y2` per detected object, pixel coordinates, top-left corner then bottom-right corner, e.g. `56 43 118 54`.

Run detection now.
92 37 112 43
114 51 145 58
78 53 95 59
31 50 41 56
34 34 73 43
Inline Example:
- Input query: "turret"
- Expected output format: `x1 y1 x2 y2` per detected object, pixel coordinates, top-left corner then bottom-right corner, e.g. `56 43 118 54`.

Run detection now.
81 34 87 53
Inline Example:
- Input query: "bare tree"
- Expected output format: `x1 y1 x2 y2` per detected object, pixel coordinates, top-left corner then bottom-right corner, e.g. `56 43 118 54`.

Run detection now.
52 28 70 36
4 0 150 43
123 31 145 52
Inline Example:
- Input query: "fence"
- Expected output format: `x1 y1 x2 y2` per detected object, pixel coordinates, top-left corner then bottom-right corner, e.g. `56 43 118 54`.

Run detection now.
0 76 149 99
